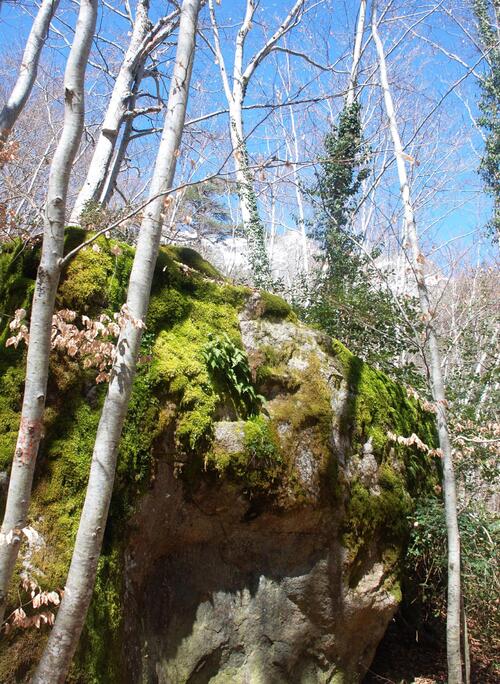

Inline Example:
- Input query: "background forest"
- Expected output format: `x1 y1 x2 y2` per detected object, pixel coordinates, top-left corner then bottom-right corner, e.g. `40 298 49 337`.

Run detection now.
0 0 498 682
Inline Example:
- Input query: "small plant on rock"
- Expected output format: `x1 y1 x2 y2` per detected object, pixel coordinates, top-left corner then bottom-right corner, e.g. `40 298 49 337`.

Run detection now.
202 333 264 416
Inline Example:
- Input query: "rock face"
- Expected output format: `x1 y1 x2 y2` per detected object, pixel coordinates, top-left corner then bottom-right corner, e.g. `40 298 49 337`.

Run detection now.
0 234 438 683
121 293 437 683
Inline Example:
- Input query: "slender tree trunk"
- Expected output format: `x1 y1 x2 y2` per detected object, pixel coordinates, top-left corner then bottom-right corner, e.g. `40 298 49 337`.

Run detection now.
69 0 151 223
372 11 463 683
285 101 309 274
32 2 200 680
0 0 97 625
208 0 304 287
229 101 272 287
345 0 367 107
98 76 139 207
0 0 60 147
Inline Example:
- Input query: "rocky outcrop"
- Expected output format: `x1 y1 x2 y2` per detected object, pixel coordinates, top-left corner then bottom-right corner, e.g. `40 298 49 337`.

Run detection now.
0 232 438 683
120 294 437 683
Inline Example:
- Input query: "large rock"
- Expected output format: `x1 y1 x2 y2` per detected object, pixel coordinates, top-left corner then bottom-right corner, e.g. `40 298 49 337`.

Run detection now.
0 235 438 683
119 293 437 683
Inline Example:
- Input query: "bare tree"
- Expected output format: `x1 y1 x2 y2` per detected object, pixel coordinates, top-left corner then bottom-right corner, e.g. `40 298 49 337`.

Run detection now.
0 0 59 149
372 7 463 682
32 1 201 680
69 0 180 223
0 0 98 624
208 0 306 286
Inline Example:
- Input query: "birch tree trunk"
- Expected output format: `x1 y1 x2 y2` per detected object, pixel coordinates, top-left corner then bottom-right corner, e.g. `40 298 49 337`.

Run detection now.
345 0 367 107
69 2 179 223
208 0 305 287
32 2 201 680
0 0 60 147
372 11 463 683
0 0 97 625
98 77 139 206
69 0 150 223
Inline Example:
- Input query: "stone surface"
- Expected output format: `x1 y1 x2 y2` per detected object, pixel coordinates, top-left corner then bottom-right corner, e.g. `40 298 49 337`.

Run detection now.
118 295 434 683
0 239 438 684
123 464 397 684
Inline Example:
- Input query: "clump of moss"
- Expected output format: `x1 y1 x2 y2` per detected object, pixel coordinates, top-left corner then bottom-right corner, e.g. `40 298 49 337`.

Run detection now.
169 245 221 280
206 415 283 493
332 341 440 572
259 290 296 321
0 363 24 472
70 546 124 684
332 338 437 485
343 464 413 557
154 298 242 451
146 288 191 332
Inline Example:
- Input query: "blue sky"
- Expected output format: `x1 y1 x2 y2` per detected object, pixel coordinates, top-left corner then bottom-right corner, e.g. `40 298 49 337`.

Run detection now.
0 0 494 266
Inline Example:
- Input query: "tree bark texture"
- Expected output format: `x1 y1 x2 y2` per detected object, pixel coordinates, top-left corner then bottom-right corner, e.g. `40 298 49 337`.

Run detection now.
372 10 463 683
69 0 151 223
0 0 98 625
32 1 201 680
0 0 60 147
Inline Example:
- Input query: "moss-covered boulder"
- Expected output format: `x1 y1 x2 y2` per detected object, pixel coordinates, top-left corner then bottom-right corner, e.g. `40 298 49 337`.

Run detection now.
0 232 438 683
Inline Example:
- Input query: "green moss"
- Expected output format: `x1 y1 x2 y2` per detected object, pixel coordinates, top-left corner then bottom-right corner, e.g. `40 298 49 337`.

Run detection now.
154 298 241 451
0 240 37 349
146 287 191 331
332 339 437 484
69 546 124 684
343 464 413 558
58 244 113 313
0 363 24 472
206 415 283 492
332 337 439 561
168 245 222 279
258 290 295 321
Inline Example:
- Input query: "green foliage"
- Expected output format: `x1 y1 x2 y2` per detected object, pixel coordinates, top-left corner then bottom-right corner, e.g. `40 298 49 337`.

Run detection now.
202 333 264 416
473 0 500 240
304 101 418 373
315 102 369 240
172 179 233 245
407 496 499 656
235 138 272 288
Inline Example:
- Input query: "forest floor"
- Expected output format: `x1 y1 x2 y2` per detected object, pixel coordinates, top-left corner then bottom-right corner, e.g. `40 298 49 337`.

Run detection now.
363 614 498 684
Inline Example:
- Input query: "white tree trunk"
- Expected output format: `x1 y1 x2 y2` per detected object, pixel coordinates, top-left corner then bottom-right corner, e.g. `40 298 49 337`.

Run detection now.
98 74 141 206
32 2 201 680
229 101 272 287
69 0 151 223
208 0 304 287
345 0 367 107
372 11 463 683
0 0 97 625
0 0 59 147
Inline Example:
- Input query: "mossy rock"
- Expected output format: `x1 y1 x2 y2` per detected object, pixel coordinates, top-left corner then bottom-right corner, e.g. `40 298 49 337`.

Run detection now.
0 232 439 682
